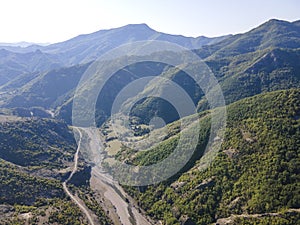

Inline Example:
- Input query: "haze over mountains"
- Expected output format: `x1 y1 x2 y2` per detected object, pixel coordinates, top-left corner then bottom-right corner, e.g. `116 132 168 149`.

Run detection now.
0 42 50 48
0 19 299 225
0 19 299 125
0 24 228 65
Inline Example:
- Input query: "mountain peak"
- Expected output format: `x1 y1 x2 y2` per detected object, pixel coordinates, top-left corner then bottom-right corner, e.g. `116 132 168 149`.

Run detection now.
117 23 154 32
265 18 293 26
292 19 300 26
245 18 299 36
267 18 286 23
123 23 151 28
259 18 299 30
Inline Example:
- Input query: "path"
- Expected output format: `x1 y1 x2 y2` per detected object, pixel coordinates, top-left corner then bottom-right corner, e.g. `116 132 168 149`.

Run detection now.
62 127 96 225
214 208 300 225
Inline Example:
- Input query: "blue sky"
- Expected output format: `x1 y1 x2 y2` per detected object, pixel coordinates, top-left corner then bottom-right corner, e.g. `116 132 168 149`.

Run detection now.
0 0 299 43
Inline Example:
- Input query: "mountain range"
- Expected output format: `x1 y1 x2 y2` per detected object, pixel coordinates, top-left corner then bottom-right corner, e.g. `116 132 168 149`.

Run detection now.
0 24 229 65
0 19 299 126
0 19 299 225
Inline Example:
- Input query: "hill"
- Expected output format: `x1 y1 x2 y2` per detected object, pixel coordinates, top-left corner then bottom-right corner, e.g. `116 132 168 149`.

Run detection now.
0 116 111 224
0 117 85 224
195 19 300 59
0 19 299 224
118 89 300 225
0 24 228 68
1 19 299 127
0 49 62 87
2 63 90 109
0 117 76 168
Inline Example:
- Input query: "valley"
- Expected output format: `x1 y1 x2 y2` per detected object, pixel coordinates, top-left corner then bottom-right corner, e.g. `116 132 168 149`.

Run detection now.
0 18 299 225
77 127 153 225
62 127 96 225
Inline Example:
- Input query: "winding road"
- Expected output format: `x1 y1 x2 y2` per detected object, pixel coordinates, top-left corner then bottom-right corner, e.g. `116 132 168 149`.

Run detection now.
62 127 96 225
63 127 152 225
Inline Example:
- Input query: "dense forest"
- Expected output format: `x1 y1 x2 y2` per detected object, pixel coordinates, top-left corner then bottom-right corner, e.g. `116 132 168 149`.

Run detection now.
122 89 300 225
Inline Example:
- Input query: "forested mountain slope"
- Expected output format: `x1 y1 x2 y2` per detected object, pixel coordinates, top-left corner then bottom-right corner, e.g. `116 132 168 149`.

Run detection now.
121 89 300 225
0 117 110 224
1 19 299 128
0 19 299 225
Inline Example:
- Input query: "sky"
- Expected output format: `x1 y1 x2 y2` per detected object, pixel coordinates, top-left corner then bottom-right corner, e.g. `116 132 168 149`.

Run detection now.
0 0 299 43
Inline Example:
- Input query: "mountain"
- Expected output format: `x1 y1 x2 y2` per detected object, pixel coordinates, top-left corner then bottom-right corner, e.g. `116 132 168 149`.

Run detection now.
40 24 228 65
120 89 300 225
206 47 300 106
194 18 300 106
0 24 228 99
0 19 299 225
2 63 90 109
93 19 300 124
195 19 300 59
0 24 229 67
0 49 62 86
2 19 300 127
0 41 50 48
0 116 111 224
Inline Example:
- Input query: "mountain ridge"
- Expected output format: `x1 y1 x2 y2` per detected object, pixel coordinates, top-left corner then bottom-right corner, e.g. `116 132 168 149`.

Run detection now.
0 23 229 92
1 19 299 126
195 18 300 59
0 18 299 225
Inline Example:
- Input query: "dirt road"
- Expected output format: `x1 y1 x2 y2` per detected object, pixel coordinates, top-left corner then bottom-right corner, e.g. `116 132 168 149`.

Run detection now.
63 127 96 225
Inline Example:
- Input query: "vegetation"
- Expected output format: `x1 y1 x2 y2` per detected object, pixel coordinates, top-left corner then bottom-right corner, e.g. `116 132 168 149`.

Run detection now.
0 159 64 205
0 20 299 128
3 63 90 109
0 158 92 224
232 210 300 225
0 198 89 225
77 186 113 225
123 89 300 225
0 117 76 168
47 198 89 225
0 116 114 224
0 19 299 224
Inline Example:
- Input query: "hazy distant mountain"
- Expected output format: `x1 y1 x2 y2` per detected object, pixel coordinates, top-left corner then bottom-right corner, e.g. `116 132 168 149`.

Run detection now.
39 23 229 65
2 63 90 109
0 24 228 89
0 49 62 86
0 41 50 48
0 24 228 65
1 19 299 126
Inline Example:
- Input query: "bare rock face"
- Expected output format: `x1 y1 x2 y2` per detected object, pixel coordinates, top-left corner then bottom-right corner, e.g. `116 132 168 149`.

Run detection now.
0 204 14 218
194 177 215 190
180 215 196 225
